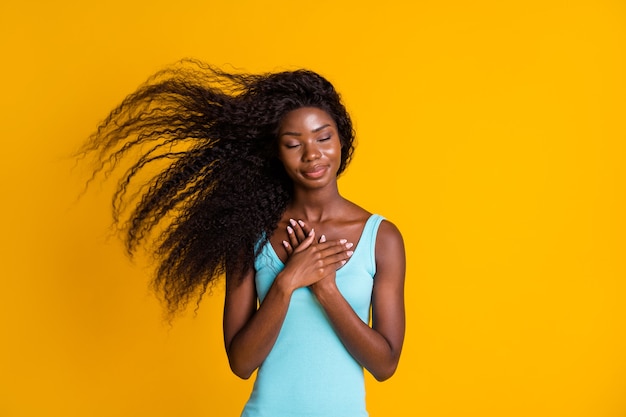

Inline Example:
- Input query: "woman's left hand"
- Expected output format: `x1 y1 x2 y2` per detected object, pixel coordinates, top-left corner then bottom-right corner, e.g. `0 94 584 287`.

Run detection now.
282 219 344 292
282 219 313 256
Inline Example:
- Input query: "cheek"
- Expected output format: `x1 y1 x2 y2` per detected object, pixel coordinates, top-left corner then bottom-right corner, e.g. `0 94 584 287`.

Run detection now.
327 140 342 159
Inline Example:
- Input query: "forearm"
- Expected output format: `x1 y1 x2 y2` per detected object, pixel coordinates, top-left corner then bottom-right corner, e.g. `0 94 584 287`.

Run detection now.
225 233 361 378
226 274 293 379
313 285 403 381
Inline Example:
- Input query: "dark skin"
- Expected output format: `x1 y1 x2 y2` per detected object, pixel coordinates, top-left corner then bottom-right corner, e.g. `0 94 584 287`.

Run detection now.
223 107 406 382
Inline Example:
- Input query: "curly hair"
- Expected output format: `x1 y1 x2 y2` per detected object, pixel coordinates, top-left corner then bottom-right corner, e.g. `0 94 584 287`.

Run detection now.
79 59 356 317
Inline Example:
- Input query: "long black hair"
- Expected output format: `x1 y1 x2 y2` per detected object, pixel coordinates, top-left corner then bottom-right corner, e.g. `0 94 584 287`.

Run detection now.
79 59 356 317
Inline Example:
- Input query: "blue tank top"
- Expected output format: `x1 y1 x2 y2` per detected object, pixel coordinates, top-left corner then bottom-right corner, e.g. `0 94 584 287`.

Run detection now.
241 214 385 417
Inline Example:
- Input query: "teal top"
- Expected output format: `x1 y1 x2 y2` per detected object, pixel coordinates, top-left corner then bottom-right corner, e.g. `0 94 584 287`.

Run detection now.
241 214 384 417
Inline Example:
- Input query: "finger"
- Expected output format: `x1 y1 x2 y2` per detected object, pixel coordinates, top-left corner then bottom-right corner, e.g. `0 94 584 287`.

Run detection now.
290 218 307 242
293 229 315 253
287 223 299 248
311 241 354 270
282 240 293 256
327 248 354 269
310 247 354 276
297 219 311 239
317 239 353 257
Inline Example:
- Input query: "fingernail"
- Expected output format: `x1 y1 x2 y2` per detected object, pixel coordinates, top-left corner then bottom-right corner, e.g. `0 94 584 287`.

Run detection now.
346 251 354 257
320 234 326 243
341 260 347 265
287 226 293 234
298 220 305 227
339 239 347 244
309 228 314 236
346 242 353 249
289 219 296 226
282 240 289 247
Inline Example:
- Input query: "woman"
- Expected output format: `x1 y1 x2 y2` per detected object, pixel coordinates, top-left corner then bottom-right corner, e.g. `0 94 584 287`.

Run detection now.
81 59 405 416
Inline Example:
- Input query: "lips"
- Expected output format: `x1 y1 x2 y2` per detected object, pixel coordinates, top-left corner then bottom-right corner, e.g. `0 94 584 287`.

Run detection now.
301 165 328 179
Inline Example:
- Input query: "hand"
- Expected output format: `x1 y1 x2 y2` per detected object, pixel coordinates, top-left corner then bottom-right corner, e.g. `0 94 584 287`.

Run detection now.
281 219 312 256
278 219 354 290
282 219 349 254
308 233 344 294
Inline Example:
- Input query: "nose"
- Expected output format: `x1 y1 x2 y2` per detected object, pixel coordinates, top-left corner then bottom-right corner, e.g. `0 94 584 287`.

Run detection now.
302 142 321 161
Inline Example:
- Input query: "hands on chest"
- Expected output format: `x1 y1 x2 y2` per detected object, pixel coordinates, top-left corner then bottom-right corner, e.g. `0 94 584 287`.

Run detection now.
273 218 354 292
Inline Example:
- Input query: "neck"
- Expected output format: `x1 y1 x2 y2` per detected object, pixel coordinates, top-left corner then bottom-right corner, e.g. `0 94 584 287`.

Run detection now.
289 183 345 223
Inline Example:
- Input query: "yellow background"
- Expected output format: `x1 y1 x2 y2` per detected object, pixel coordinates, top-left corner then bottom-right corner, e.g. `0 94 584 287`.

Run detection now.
1 1 625 416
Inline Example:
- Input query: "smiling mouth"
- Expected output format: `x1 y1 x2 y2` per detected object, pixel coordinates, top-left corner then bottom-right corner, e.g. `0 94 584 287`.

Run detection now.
301 165 328 179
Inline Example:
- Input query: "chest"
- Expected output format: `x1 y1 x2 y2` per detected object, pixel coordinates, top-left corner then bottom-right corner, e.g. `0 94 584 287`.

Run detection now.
269 218 367 264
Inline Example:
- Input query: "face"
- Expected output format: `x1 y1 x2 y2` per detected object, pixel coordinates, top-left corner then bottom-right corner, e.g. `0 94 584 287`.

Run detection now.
277 107 342 189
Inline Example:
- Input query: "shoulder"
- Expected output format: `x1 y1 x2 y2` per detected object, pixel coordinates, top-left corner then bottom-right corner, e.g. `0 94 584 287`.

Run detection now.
375 218 406 271
376 218 404 249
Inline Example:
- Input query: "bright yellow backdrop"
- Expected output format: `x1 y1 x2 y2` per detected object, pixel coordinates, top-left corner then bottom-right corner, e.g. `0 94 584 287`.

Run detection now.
1 1 625 416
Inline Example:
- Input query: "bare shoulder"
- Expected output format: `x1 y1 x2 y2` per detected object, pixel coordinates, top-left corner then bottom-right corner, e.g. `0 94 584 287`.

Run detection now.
375 219 406 272
377 218 404 244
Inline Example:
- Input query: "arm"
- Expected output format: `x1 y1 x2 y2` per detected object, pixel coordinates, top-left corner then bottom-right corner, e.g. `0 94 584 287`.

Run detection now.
223 265 291 379
310 220 406 381
223 232 355 379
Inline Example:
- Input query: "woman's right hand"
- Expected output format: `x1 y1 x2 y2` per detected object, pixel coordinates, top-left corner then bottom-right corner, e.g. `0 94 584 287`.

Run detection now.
277 220 353 291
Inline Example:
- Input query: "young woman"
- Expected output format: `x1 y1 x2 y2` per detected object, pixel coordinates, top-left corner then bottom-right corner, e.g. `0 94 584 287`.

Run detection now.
81 59 405 416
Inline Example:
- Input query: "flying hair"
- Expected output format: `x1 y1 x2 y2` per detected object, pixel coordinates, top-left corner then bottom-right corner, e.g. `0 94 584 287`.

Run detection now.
78 58 356 318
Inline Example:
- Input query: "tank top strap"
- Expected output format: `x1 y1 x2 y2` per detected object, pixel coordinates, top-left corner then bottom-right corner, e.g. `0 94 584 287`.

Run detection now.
359 214 385 277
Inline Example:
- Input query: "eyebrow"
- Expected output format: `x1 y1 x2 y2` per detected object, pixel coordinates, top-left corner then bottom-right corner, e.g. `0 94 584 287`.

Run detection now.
279 124 332 138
